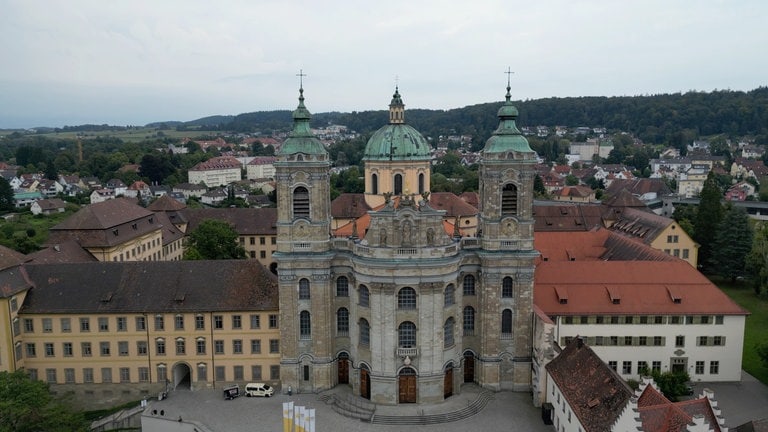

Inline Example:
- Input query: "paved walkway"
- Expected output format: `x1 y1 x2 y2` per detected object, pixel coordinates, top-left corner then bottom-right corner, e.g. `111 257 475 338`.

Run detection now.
148 384 552 432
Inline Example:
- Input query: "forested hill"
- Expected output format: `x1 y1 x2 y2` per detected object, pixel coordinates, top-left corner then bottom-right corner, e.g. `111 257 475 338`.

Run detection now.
221 87 768 146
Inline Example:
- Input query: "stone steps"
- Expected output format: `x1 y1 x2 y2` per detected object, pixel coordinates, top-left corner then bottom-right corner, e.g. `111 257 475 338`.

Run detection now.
322 389 496 425
370 390 495 425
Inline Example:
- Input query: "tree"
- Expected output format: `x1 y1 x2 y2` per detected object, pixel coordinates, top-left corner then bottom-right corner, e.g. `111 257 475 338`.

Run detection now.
0 370 88 432
0 177 14 212
183 219 246 260
747 222 768 295
757 342 768 369
710 205 753 281
565 174 579 186
694 172 723 271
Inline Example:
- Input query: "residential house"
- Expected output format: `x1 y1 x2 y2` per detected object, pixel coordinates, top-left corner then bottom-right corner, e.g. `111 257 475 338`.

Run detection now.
105 179 127 196
124 181 152 199
246 156 277 180
30 199 67 216
679 165 710 198
172 183 207 199
731 158 768 182
552 186 596 203
200 188 227 205
188 156 242 187
726 182 757 201
13 191 43 208
90 189 116 204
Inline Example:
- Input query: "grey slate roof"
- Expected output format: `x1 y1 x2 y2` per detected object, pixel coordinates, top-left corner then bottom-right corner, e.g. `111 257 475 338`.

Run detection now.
0 245 32 298
21 260 278 314
182 208 277 236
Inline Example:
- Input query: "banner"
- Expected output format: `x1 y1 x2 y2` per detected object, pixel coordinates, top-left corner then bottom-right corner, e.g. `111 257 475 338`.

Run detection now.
282 401 294 432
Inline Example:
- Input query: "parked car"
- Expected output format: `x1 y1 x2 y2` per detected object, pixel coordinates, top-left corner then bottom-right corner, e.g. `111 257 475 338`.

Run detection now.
245 382 274 397
223 384 241 400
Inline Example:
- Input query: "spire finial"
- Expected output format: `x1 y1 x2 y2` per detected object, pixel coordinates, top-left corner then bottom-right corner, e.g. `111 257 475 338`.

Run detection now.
296 69 307 101
505 67 514 102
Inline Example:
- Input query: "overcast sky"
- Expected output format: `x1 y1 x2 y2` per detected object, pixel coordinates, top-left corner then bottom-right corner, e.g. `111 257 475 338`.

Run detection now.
1 0 766 129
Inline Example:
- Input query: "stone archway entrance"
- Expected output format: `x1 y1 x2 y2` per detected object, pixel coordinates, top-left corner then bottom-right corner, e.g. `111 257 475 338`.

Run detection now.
398 367 417 403
360 365 371 400
463 351 475 383
444 363 454 399
172 363 191 390
338 352 349 385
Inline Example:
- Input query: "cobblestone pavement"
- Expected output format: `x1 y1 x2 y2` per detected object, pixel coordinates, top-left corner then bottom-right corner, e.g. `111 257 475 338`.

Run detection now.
148 384 553 432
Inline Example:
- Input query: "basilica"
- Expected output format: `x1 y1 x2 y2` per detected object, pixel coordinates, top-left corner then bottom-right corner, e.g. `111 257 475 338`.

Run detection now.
275 82 537 404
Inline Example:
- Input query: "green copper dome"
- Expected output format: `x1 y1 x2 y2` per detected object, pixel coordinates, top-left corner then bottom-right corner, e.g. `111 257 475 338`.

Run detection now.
277 87 327 156
363 88 431 161
483 84 535 155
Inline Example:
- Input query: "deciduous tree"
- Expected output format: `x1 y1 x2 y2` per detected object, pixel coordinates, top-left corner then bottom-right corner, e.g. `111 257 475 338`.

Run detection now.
183 219 246 260
0 370 88 432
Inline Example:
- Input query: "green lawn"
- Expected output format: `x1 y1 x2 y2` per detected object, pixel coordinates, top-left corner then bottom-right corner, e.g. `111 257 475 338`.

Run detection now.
715 278 768 385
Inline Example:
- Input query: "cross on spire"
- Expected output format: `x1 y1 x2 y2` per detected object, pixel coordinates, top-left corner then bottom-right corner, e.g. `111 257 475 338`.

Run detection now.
297 69 307 89
504 67 514 101
505 67 514 87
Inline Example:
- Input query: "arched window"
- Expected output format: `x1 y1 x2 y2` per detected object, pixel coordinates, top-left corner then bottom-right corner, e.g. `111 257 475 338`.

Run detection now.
398 287 416 309
359 285 370 307
463 306 475 336
444 318 455 348
336 276 349 297
299 311 311 339
371 173 378 195
463 274 476 296
337 308 349 336
418 173 425 194
444 284 455 307
293 186 310 218
359 319 370 346
502 277 514 298
502 309 513 337
398 321 416 348
394 174 403 195
501 183 518 216
299 278 310 299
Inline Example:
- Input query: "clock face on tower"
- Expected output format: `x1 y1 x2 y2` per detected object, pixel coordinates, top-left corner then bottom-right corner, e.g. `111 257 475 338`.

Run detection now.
294 220 309 239
501 218 518 237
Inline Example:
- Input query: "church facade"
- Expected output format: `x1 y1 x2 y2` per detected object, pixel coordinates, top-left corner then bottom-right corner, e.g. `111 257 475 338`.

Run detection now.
275 83 538 404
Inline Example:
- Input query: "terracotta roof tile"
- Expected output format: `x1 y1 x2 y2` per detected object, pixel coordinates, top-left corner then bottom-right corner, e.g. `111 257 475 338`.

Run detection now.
533 202 605 232
182 208 277 235
534 260 748 316
427 192 478 217
546 338 634 432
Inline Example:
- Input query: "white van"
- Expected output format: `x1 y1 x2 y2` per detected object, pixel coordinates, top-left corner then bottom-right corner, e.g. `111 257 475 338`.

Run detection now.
244 382 274 397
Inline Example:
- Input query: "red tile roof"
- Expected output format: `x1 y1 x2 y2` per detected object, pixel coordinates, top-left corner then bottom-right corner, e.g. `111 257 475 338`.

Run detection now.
534 260 748 316
331 193 372 219
546 338 634 432
637 384 723 432
427 192 478 217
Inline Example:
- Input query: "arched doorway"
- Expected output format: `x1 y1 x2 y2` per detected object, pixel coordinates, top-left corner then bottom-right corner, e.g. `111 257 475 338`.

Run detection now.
463 351 475 383
172 362 191 390
360 365 371 400
398 367 417 403
444 363 454 399
338 352 349 385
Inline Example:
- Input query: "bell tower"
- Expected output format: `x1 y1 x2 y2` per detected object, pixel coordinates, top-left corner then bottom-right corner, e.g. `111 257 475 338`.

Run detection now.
274 74 335 394
475 74 538 391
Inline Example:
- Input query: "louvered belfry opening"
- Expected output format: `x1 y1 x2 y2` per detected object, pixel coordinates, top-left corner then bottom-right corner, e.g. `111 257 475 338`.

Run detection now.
293 186 310 218
502 183 518 215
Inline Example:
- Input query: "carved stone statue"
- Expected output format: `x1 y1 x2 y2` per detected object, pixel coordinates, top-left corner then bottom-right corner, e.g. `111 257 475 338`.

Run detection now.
426 227 435 246
380 228 387 246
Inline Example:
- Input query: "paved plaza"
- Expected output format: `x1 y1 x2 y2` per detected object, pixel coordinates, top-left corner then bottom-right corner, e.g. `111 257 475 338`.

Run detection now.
145 371 768 431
